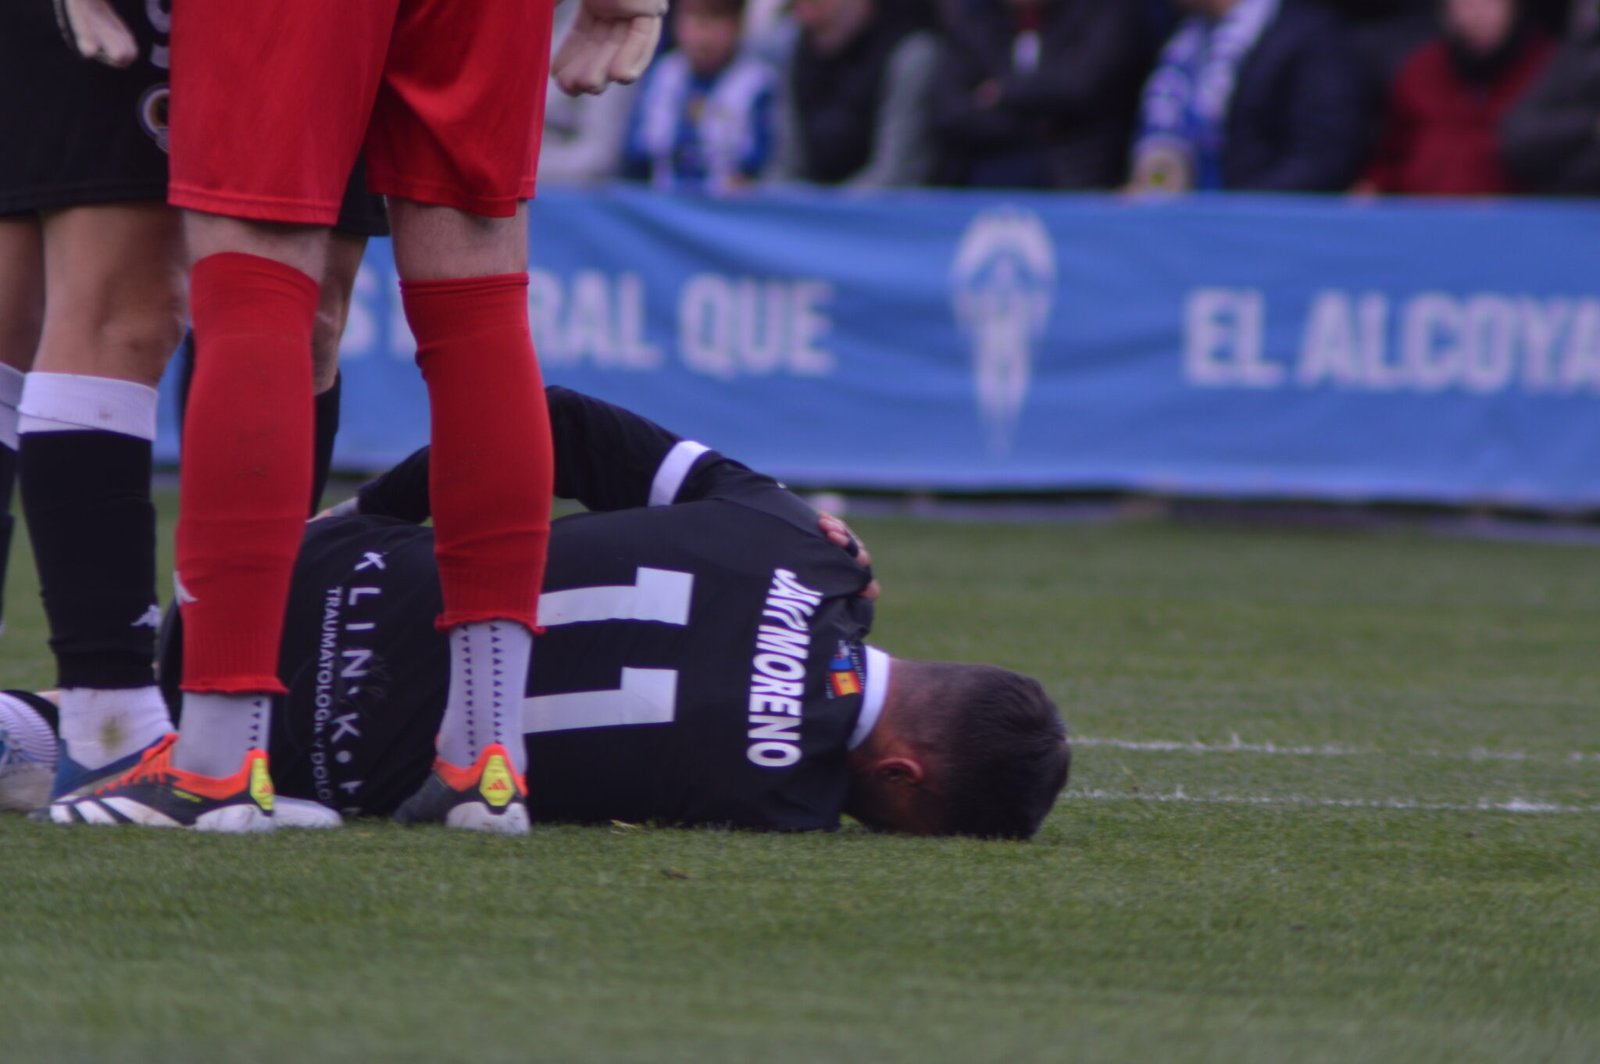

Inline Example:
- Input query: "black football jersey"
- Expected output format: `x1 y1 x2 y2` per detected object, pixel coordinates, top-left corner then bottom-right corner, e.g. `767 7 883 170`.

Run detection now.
167 388 879 830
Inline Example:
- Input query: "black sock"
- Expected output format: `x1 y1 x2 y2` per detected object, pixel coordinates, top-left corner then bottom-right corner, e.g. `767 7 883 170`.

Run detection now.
175 327 197 430
20 431 158 688
311 371 342 515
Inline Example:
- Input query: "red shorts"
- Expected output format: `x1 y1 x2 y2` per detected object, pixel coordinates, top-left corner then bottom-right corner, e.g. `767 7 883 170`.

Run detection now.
169 0 553 222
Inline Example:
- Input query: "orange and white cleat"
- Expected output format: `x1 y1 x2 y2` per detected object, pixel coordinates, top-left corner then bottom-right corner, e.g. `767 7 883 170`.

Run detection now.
46 732 275 832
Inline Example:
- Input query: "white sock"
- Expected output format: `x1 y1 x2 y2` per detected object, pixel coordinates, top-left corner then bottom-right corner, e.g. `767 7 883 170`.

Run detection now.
58 686 171 770
172 692 270 777
439 620 531 774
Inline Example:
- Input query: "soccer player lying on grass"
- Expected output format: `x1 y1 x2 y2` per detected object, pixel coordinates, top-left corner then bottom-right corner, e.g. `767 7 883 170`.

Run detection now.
0 387 1070 837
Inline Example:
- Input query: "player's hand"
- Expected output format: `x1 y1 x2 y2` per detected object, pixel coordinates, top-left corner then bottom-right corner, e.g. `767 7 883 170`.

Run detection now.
309 497 361 523
552 0 666 96
53 0 139 68
818 511 879 601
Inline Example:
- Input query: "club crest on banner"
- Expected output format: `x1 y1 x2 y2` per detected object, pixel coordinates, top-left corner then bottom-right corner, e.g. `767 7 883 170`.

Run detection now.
950 208 1056 456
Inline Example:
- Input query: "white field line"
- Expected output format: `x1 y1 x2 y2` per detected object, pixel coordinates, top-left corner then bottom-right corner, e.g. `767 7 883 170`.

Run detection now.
1075 736 1600 764
1068 787 1600 815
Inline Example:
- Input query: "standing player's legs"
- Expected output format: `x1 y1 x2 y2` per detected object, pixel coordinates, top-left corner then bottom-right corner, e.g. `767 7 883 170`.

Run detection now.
62 0 401 830
22 203 181 796
166 213 326 782
0 218 45 640
47 217 328 830
388 201 552 834
369 0 556 834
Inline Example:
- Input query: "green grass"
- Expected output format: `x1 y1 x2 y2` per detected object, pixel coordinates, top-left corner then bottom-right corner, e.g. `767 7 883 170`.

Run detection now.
3 494 1598 1062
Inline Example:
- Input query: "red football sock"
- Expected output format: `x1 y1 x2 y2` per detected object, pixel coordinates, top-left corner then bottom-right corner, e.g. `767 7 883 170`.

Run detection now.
404 273 552 632
178 252 316 693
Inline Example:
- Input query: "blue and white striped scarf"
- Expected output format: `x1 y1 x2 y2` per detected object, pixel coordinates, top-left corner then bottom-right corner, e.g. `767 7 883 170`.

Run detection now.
1134 0 1280 190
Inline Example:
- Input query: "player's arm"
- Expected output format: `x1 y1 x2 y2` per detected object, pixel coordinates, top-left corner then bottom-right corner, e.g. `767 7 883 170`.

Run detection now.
346 386 774 522
336 447 432 523
543 391 881 597
541 386 782 511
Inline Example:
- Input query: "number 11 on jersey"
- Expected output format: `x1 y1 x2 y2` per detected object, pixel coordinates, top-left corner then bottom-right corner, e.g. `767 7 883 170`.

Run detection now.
522 567 693 735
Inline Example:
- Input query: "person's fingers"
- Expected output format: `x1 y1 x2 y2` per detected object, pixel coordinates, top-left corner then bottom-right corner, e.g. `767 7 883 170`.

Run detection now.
573 19 631 93
555 2 662 94
581 0 667 21
553 12 615 95
552 38 601 94
550 25 587 94
818 512 853 549
59 0 138 66
608 15 661 84
818 511 874 589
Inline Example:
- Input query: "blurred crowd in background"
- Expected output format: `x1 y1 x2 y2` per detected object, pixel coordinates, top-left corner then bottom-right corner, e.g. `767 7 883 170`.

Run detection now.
537 0 1600 199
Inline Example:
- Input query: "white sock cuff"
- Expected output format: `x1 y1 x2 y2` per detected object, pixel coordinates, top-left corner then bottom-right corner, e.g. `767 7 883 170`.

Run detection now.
18 372 160 441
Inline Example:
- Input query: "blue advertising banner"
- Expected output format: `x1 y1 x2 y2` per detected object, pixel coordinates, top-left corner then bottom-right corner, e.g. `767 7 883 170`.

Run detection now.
156 188 1600 507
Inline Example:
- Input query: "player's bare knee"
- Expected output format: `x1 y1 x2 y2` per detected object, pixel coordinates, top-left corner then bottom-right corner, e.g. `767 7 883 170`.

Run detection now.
183 212 328 281
37 303 182 385
96 315 181 385
389 200 527 281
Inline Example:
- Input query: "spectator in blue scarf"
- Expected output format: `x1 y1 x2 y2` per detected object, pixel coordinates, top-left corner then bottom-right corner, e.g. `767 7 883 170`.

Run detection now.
622 0 778 193
1129 0 1374 192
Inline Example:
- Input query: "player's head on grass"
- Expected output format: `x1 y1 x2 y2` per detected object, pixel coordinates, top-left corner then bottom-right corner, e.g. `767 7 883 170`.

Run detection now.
846 660 1069 840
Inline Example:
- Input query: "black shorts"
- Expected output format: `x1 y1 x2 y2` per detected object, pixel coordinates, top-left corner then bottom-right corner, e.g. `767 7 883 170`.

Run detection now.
334 156 392 240
0 0 389 237
0 0 171 214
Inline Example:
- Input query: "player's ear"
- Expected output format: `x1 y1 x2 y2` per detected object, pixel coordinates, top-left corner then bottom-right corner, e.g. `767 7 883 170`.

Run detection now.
871 756 925 787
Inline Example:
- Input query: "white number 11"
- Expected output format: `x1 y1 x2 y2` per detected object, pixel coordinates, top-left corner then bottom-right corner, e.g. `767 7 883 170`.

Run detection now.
521 567 694 735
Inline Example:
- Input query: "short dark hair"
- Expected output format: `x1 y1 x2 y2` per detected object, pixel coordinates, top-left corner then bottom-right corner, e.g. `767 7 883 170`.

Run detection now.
921 664 1070 840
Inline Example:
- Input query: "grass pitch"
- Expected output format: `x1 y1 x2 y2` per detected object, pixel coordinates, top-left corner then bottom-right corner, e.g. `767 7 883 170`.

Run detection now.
2 494 1597 1062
